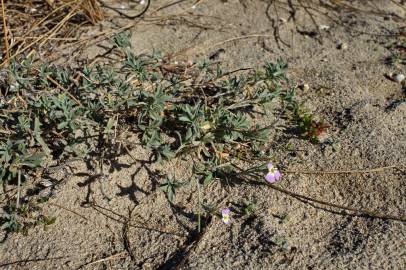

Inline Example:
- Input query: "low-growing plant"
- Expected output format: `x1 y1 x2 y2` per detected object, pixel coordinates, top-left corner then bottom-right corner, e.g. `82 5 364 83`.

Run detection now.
1 200 56 234
384 38 406 67
0 31 300 232
293 105 329 143
160 176 185 203
242 200 257 217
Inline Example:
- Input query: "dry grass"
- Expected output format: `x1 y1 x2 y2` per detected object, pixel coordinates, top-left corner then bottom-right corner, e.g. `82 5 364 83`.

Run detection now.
0 0 103 67
1 0 405 68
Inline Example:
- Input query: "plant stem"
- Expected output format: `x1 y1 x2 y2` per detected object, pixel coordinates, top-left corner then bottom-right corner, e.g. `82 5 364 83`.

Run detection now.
1 0 10 64
16 170 21 209
268 183 405 222
282 165 398 175
195 176 202 232
232 164 406 222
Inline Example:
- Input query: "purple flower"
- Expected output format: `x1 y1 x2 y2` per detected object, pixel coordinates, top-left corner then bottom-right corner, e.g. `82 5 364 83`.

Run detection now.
265 162 281 183
221 208 231 225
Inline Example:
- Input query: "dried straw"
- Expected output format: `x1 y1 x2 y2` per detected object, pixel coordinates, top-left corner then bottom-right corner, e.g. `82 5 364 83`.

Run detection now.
0 0 104 67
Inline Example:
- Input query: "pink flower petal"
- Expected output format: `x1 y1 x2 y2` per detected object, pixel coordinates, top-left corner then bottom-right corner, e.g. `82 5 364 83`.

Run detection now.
221 208 231 225
222 208 230 215
274 170 281 180
265 172 276 183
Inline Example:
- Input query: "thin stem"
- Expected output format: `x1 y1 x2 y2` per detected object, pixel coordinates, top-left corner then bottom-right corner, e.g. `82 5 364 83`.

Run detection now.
16 170 21 209
282 165 398 175
48 202 88 221
233 165 406 222
195 176 202 233
1 0 9 64
82 251 127 267
45 75 82 106
268 183 405 222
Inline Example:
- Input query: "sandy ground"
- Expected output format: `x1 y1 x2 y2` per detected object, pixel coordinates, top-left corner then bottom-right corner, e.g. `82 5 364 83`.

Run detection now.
1 0 405 269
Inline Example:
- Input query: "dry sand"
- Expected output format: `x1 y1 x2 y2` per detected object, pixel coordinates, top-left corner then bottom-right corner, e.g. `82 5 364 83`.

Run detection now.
0 0 405 269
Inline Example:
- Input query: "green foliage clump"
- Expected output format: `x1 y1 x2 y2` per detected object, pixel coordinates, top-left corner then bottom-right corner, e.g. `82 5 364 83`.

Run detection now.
0 31 297 232
293 105 329 143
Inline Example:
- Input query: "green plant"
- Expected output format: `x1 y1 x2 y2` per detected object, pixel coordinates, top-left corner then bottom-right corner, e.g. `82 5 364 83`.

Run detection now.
293 105 329 143
385 39 406 66
0 31 297 233
1 201 56 234
160 176 185 203
242 200 257 217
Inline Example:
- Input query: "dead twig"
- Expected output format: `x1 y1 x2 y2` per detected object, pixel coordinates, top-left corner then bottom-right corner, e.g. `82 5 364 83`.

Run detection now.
122 206 136 261
90 202 186 237
80 251 127 268
1 0 10 64
45 75 82 106
231 163 405 222
282 165 399 174
174 218 212 270
48 202 88 221
268 184 406 222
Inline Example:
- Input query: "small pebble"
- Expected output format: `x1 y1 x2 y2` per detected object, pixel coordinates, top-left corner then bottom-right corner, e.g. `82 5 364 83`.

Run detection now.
40 179 54 188
319 25 330 31
39 188 53 198
279 18 287 24
337 42 348 50
299 83 310 91
393 73 405 83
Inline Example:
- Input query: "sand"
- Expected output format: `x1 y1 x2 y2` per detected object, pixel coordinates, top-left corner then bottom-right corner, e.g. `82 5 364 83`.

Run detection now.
1 0 405 269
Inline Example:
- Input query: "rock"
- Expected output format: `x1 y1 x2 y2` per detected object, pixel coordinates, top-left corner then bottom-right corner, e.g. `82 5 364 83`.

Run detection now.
299 83 310 91
40 179 54 188
393 73 405 83
337 42 348 50
319 25 330 31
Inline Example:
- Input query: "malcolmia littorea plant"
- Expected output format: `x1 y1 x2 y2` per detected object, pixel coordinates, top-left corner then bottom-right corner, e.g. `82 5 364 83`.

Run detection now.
218 162 281 226
0 31 297 233
221 208 231 225
265 162 281 183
